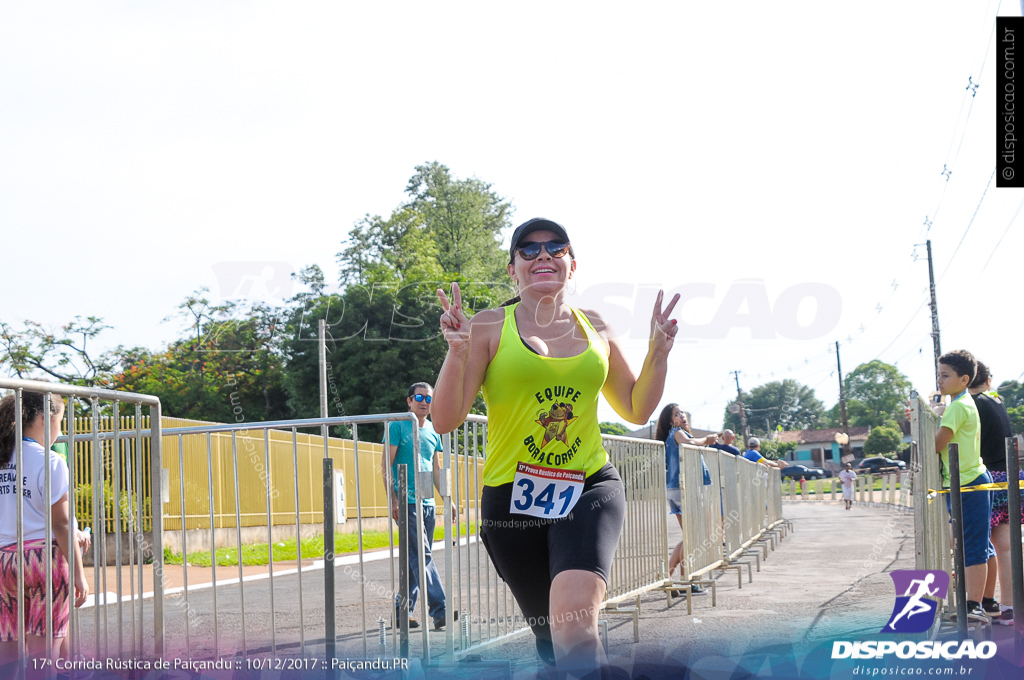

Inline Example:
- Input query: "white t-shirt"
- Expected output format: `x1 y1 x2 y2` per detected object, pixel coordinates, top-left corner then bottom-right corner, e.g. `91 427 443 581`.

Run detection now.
838 469 857 488
0 439 71 546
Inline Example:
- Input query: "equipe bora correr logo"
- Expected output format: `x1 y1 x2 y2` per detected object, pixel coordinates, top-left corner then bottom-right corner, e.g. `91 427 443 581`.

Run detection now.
881 570 949 633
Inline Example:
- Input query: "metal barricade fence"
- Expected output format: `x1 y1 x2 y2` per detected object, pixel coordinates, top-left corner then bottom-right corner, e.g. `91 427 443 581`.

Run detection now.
753 463 770 535
779 473 913 510
0 377 164 665
909 397 952 608
150 412 438 662
673 447 783 587
4 392 787 665
443 416 521 658
678 445 723 580
735 457 764 548
446 424 672 659
604 435 670 602
719 453 744 560
767 468 783 526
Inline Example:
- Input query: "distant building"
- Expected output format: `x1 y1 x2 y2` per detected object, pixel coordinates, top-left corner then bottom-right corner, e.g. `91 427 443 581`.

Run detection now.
776 426 872 470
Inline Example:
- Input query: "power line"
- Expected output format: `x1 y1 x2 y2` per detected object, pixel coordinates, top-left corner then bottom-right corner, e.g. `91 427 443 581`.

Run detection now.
936 167 996 282
873 300 929 361
980 197 1024 273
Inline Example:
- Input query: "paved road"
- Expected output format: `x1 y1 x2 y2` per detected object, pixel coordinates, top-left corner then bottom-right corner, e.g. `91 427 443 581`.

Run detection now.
72 501 1024 679
76 530 511 663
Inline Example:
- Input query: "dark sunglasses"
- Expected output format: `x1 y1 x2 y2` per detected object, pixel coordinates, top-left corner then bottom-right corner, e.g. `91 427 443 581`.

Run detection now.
516 241 571 261
410 394 432 403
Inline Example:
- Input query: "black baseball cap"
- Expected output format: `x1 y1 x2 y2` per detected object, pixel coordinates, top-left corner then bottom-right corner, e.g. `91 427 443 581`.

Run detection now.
508 218 571 259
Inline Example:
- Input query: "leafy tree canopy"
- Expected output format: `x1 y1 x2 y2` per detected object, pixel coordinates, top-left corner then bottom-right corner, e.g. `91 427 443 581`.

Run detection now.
993 380 1024 435
724 380 824 435
599 421 631 436
337 162 512 288
823 399 877 429
759 439 796 461
0 316 115 388
843 360 912 427
862 421 904 458
287 163 514 437
111 289 290 424
997 380 1023 410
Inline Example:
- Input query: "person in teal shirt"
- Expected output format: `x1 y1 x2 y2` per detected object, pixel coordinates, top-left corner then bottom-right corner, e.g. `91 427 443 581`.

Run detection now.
380 382 453 631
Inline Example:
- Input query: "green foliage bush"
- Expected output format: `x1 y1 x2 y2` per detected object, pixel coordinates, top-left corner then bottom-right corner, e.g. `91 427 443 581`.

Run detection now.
75 480 147 532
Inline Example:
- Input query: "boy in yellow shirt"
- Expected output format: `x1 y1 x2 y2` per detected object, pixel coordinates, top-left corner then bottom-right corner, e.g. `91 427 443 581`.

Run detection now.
935 349 993 622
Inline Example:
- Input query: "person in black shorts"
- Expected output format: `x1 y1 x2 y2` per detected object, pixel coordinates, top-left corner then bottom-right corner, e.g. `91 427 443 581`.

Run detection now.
969 361 1018 625
432 218 680 677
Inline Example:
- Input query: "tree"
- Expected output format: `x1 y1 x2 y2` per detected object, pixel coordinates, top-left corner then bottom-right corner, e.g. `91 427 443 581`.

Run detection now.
111 290 290 423
723 380 824 434
600 422 631 436
843 361 912 428
1008 406 1024 435
281 283 451 435
863 422 904 458
285 163 515 437
997 380 1023 409
823 399 874 428
760 439 796 461
0 316 116 387
337 209 446 286
995 380 1024 434
337 162 513 288
404 162 511 283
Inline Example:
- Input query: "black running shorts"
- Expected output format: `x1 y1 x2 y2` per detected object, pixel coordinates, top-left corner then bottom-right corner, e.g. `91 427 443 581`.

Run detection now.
479 461 626 648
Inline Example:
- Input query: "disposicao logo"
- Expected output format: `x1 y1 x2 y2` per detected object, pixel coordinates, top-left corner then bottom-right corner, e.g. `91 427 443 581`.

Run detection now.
881 569 948 634
830 569 996 661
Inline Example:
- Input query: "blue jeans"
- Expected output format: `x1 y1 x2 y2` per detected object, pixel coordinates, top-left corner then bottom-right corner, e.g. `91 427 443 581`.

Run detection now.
944 471 995 567
399 503 447 621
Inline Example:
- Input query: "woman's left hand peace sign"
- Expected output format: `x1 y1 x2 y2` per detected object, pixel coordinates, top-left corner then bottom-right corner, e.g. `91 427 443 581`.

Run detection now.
649 290 680 356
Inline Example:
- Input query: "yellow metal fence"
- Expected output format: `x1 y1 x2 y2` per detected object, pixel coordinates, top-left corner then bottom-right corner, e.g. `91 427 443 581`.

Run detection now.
67 415 154 532
68 415 483 532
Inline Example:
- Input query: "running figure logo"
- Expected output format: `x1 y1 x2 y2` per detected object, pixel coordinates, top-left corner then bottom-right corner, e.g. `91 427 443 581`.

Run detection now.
881 570 949 633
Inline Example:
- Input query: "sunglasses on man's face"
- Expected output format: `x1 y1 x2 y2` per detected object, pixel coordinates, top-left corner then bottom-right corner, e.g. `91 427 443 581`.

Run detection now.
516 241 571 261
410 394 432 403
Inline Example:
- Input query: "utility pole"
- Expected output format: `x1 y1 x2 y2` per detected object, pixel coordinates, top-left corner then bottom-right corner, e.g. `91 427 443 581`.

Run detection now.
926 240 942 389
836 340 851 460
732 370 749 442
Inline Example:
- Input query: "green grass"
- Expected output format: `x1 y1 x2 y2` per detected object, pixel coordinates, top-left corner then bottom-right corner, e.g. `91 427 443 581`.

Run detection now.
164 521 478 568
783 477 903 496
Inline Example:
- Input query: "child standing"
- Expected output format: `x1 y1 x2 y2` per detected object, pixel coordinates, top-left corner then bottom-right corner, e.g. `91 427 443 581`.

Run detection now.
934 349 993 622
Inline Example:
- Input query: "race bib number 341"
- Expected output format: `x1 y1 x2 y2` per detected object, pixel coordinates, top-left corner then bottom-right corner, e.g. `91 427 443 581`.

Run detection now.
510 462 585 519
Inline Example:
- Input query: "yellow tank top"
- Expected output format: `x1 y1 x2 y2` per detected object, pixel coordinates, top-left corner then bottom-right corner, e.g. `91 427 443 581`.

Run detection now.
481 303 610 486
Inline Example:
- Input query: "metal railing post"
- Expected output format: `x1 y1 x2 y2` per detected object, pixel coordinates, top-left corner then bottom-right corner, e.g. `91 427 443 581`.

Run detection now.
323 456 336 661
948 443 967 639
1004 437 1023 639
397 464 410 657
442 433 455 660
150 401 164 657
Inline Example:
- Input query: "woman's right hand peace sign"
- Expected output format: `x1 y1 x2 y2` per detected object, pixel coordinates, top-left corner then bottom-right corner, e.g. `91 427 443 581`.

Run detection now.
437 283 471 351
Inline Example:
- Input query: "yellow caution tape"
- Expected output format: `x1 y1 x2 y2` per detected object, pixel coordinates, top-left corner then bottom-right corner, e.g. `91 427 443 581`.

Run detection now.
926 480 1024 503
